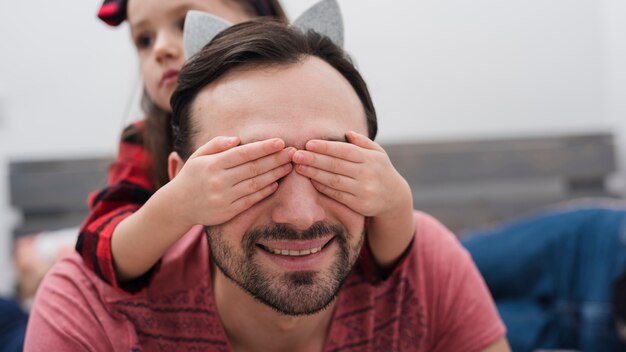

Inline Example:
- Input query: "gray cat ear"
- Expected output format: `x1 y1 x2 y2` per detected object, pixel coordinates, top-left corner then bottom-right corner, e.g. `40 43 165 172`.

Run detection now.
184 10 232 59
293 0 344 48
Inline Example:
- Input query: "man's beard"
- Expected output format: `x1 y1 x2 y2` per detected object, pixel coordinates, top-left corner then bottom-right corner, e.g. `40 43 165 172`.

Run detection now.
205 221 364 316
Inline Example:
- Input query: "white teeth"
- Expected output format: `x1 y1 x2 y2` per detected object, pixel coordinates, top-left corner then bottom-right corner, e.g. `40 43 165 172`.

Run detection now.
265 245 323 257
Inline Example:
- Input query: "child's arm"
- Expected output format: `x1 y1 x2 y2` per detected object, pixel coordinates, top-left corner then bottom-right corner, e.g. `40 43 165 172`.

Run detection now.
112 136 294 281
77 123 293 290
77 122 155 290
292 131 415 268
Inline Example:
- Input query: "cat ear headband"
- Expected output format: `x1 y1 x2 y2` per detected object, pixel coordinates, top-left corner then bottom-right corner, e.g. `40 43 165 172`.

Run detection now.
184 0 343 59
97 0 281 27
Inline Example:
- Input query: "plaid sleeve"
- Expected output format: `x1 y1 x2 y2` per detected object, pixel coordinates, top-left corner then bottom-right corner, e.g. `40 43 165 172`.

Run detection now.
75 121 156 293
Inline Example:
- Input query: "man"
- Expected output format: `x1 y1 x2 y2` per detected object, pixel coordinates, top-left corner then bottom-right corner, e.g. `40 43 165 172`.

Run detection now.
25 20 508 351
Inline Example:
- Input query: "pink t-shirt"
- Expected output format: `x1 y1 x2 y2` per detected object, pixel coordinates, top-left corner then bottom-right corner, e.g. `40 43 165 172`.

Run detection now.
25 212 505 351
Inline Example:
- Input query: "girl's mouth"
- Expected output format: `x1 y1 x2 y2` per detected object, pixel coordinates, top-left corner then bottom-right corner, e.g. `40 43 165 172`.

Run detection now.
160 69 179 86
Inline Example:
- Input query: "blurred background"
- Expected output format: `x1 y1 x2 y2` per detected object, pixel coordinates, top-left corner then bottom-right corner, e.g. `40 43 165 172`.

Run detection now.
0 0 624 298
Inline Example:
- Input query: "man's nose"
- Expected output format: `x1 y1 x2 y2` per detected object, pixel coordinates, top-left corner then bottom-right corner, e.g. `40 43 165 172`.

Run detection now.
154 30 182 63
271 169 326 231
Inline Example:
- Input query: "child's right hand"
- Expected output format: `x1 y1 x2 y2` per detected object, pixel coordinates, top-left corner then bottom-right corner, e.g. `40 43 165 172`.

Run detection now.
169 136 295 227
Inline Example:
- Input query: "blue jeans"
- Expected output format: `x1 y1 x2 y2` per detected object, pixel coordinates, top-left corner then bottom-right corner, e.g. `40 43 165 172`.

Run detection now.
461 206 626 352
0 297 27 352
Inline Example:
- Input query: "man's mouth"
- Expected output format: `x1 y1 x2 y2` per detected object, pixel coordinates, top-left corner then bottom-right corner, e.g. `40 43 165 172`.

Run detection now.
256 237 335 257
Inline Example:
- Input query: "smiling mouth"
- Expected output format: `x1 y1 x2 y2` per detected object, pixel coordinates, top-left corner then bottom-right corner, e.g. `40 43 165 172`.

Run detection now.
256 237 335 257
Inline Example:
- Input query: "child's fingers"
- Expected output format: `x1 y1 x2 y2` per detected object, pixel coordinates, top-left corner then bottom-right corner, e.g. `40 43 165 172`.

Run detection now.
345 131 385 152
295 164 359 195
227 147 295 184
230 182 279 213
232 163 293 197
219 138 286 168
304 139 365 162
190 136 240 159
292 150 358 178
310 180 358 207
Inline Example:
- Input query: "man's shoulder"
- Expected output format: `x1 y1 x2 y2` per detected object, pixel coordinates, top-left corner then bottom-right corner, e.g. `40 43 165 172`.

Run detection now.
25 252 130 350
413 210 457 244
33 251 125 310
40 251 98 291
409 211 467 267
329 212 468 350
354 210 463 282
26 228 213 351
39 224 209 301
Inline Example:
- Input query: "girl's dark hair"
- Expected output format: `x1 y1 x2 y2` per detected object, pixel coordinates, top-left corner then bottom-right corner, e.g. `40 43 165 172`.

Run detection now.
141 92 172 189
141 1 288 189
171 19 377 160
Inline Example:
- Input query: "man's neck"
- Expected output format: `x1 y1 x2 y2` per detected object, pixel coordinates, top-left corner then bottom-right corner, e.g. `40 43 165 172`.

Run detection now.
212 265 336 352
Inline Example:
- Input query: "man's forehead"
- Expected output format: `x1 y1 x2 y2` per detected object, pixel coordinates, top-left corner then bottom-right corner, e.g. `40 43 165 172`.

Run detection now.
190 56 369 149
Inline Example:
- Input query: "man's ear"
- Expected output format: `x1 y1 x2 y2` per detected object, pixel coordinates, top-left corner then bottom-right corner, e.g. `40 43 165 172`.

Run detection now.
168 151 185 180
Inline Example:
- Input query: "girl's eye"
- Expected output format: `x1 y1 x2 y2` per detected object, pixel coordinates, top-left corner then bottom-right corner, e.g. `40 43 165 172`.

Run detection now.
136 35 154 49
177 16 186 31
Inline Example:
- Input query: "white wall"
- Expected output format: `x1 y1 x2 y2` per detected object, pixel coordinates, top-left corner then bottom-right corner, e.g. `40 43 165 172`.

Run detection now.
0 0 624 294
0 0 138 294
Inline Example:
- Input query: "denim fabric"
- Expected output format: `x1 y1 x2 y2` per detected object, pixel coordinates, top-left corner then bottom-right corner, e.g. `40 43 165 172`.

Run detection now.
462 207 626 352
0 297 27 352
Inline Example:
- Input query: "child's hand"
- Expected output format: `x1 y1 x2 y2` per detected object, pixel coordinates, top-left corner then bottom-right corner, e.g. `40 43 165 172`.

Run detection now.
292 131 410 217
171 136 295 227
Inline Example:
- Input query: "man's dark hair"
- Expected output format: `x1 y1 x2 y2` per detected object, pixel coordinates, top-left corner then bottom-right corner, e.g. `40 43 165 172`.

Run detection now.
170 18 377 159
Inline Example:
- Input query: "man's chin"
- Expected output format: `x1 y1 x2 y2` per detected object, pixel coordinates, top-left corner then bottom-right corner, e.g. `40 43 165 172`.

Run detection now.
256 270 345 316
216 260 345 316
251 287 339 317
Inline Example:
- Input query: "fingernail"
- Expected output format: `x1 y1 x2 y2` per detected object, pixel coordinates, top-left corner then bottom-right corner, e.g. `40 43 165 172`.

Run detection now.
226 136 238 144
306 140 319 149
272 138 284 148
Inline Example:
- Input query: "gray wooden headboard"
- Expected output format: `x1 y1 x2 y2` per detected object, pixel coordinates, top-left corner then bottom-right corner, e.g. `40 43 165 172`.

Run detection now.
385 132 617 233
8 132 617 237
9 158 111 237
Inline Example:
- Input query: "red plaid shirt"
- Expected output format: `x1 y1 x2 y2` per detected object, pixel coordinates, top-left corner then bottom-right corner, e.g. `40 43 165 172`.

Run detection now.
76 120 156 292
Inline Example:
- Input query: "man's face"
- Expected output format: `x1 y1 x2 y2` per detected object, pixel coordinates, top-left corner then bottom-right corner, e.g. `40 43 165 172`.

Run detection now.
187 56 369 316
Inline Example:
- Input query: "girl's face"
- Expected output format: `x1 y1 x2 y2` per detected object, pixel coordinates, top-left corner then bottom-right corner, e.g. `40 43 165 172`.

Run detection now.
127 0 256 112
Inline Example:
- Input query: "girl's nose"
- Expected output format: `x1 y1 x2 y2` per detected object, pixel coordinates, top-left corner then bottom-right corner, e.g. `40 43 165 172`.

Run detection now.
153 30 182 63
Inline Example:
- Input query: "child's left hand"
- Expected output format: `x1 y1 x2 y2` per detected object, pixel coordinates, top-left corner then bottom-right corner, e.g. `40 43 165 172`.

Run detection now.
292 131 411 217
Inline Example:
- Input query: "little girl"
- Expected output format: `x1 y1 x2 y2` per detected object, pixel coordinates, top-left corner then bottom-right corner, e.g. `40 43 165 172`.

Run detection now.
78 0 416 292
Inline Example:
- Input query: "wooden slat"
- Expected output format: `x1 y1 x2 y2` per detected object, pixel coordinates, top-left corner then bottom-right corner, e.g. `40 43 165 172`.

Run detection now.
417 193 617 234
9 157 111 212
13 211 89 237
381 133 617 233
383 133 615 185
